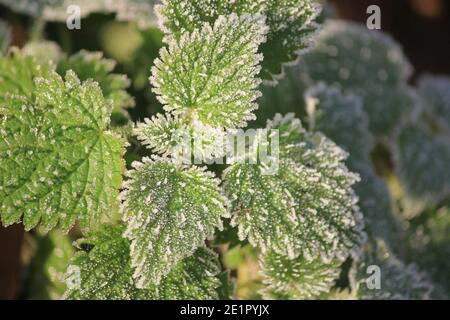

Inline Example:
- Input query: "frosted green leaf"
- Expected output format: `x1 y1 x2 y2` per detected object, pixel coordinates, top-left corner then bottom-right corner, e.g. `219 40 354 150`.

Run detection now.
352 162 404 255
0 19 11 53
417 74 450 132
304 84 403 253
407 206 450 297
120 156 229 287
64 224 222 300
0 69 126 232
305 83 373 165
22 40 63 65
134 113 226 161
151 14 267 129
354 239 434 300
394 122 450 210
223 114 364 261
0 50 53 103
259 250 341 300
0 0 159 28
57 50 134 118
157 0 321 83
27 229 74 299
298 20 416 136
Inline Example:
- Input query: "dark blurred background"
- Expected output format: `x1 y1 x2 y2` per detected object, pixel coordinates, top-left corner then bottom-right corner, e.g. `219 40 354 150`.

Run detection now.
1 0 450 299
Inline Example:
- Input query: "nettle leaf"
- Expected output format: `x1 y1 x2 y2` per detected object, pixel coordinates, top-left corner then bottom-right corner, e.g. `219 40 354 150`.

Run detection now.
27 229 74 300
0 0 159 28
0 68 126 232
120 156 229 287
134 113 227 161
0 50 53 103
304 84 403 254
394 123 450 210
0 19 11 53
417 74 450 132
65 224 222 300
151 14 267 129
354 239 434 300
22 40 63 65
305 83 373 165
352 162 404 255
298 20 417 137
57 50 134 119
157 0 321 83
259 250 341 300
223 114 364 262
408 206 450 297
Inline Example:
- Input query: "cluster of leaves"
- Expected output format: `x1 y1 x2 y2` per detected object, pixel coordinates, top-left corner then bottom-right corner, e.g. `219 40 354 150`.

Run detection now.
1 0 449 300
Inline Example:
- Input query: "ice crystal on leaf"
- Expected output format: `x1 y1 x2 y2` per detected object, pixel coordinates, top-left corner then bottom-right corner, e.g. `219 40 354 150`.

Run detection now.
259 250 341 300
354 239 434 300
157 0 321 83
0 0 159 28
65 224 222 300
120 156 229 287
151 14 267 129
0 65 126 232
223 114 364 262
298 20 416 137
0 50 53 103
57 50 134 119
134 113 227 162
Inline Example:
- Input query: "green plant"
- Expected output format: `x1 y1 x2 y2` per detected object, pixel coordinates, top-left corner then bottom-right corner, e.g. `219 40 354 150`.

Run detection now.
0 0 449 300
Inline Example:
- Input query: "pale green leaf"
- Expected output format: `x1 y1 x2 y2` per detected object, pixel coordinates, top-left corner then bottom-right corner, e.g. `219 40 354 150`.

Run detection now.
64 224 222 300
27 229 74 299
223 114 364 262
22 40 63 65
120 156 229 287
0 65 126 232
57 50 134 118
157 0 321 82
151 13 267 129
259 250 341 300
134 113 227 161
0 50 53 103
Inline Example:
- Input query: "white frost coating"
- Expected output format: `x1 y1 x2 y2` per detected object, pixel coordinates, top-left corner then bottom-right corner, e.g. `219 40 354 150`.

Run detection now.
223 114 365 263
156 0 322 84
259 250 341 299
150 13 268 129
120 155 229 287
